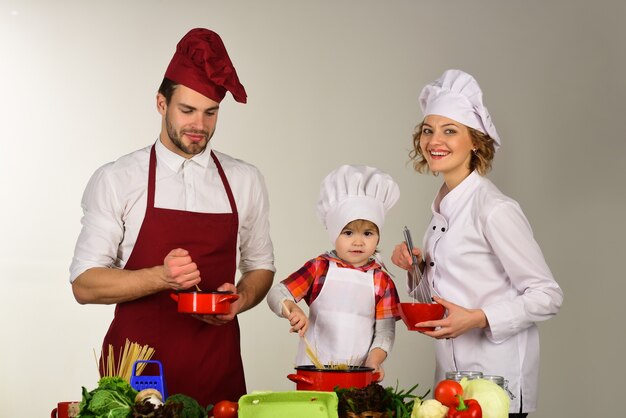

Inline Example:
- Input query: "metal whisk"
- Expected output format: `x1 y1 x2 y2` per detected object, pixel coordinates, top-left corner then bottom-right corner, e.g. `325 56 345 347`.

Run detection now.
403 226 431 303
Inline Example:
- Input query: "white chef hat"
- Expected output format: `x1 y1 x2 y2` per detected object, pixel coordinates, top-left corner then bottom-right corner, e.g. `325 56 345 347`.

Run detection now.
419 69 501 150
317 165 400 245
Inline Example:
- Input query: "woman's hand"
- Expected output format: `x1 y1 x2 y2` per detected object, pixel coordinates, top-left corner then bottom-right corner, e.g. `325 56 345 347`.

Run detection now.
281 300 309 336
416 296 488 339
391 242 423 271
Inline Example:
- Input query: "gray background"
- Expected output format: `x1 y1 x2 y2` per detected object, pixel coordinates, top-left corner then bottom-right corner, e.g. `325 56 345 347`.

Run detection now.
1 1 623 417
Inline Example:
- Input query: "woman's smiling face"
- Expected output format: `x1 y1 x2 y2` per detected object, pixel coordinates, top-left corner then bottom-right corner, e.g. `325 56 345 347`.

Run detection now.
420 114 475 189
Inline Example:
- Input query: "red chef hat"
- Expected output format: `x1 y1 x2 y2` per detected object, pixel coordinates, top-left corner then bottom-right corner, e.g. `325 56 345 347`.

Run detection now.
164 28 247 103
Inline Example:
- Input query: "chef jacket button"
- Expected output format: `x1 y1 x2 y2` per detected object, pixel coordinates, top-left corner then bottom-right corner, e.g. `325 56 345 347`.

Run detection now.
429 261 435 267
432 226 436 230
441 227 446 232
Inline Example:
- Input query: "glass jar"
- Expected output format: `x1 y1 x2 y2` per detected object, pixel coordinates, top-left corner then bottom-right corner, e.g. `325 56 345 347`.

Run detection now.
482 375 515 400
481 375 504 388
444 370 483 381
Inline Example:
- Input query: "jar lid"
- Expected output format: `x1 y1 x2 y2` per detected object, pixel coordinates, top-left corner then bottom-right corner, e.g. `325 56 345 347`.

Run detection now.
444 371 483 381
481 375 505 387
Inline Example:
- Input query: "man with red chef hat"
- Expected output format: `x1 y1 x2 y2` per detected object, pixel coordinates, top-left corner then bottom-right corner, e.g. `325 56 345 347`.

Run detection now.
69 28 275 407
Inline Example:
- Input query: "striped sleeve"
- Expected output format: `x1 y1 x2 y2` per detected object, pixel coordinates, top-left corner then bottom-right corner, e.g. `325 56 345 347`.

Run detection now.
374 270 401 320
282 256 329 305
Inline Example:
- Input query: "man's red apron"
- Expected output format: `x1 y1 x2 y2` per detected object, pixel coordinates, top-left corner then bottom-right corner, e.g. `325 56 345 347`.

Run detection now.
101 145 245 407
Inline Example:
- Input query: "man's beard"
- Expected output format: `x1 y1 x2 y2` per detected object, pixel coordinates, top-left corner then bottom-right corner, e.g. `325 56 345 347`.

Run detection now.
166 118 211 156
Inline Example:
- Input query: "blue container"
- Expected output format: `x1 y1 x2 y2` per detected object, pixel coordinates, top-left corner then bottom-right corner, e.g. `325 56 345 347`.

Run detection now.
130 360 168 400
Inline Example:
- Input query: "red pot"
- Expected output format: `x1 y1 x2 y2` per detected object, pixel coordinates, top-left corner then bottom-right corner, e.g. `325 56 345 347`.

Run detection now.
170 290 239 314
287 365 381 391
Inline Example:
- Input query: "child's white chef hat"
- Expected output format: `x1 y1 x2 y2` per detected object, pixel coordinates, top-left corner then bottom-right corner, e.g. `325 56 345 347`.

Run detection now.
317 165 400 244
419 69 501 150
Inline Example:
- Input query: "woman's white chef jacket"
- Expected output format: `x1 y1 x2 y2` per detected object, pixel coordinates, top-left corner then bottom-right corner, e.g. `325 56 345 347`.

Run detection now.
414 171 563 413
70 139 275 282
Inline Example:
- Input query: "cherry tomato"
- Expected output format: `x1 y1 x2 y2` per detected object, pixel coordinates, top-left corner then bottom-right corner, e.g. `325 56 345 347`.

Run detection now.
212 400 238 418
434 379 463 408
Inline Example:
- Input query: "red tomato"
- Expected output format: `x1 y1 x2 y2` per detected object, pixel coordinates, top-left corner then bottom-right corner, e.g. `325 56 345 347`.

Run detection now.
212 400 238 418
434 379 464 408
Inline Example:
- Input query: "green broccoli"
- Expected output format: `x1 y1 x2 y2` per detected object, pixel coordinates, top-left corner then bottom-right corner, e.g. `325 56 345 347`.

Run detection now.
164 394 208 418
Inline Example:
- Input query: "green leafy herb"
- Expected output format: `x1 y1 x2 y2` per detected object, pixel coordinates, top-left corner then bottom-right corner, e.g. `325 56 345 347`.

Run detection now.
77 376 138 418
386 381 429 418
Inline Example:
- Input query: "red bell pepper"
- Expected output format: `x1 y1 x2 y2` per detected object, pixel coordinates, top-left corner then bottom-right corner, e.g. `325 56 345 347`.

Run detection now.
448 395 482 418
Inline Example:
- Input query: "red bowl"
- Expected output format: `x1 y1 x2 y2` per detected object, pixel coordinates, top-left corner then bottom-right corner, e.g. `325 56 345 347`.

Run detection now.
399 302 445 331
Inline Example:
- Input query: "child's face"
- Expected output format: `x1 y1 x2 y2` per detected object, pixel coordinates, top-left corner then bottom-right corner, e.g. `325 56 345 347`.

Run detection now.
334 221 379 267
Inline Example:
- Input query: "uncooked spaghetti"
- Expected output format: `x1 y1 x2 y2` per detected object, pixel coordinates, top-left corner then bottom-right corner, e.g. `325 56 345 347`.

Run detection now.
95 339 155 382
303 335 325 369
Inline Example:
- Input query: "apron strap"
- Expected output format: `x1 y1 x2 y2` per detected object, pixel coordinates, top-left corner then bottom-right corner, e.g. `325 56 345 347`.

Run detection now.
147 145 157 209
211 151 238 215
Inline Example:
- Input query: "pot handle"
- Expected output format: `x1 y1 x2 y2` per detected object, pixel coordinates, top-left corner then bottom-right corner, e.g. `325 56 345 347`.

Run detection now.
372 371 381 382
51 408 57 418
287 373 313 385
169 293 179 303
217 293 240 303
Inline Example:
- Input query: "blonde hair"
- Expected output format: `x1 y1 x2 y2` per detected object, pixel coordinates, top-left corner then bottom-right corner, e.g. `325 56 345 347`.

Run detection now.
409 122 496 175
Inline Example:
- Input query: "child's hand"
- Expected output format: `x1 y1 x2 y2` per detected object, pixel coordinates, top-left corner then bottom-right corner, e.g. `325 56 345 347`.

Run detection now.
281 300 309 336
365 361 385 382
365 348 387 382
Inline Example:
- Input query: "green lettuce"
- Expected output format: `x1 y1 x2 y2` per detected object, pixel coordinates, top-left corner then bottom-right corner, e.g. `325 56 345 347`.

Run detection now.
77 377 138 418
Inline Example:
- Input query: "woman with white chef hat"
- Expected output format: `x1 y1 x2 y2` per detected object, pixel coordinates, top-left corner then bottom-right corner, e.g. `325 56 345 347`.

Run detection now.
268 165 401 380
391 69 563 417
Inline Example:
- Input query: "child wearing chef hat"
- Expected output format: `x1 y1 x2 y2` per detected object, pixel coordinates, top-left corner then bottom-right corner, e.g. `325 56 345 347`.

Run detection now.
267 165 401 380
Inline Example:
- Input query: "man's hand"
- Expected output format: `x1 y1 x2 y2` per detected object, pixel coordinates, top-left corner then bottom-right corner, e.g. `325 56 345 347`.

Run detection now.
163 248 201 290
193 282 238 326
191 269 274 326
